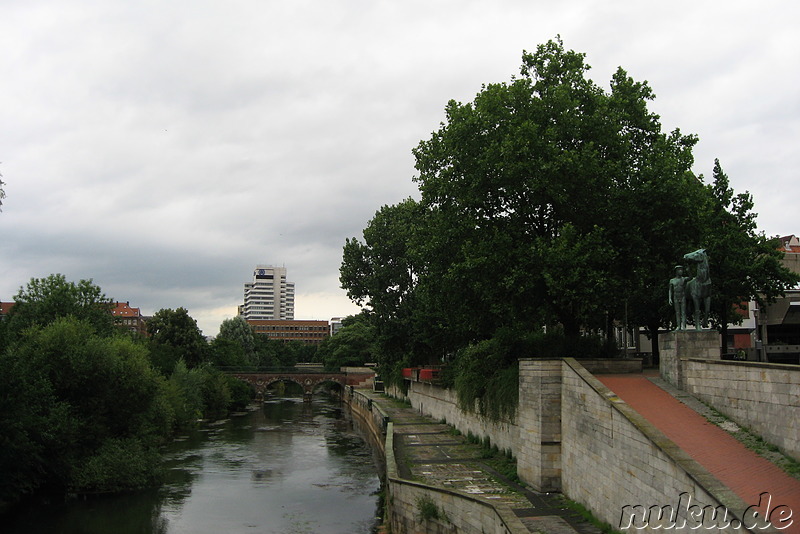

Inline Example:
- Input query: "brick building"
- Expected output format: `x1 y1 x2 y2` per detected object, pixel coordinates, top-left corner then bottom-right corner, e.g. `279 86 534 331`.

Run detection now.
247 319 329 344
111 301 148 336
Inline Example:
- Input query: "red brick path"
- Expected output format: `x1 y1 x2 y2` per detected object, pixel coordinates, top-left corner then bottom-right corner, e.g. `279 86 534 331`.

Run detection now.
598 373 800 533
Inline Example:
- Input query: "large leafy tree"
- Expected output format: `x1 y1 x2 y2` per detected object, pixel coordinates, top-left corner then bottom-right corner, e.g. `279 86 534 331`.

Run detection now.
700 159 799 354
147 307 208 371
212 316 257 368
341 199 421 321
317 313 377 370
0 317 169 500
3 274 114 346
411 38 699 340
341 199 429 377
342 38 709 385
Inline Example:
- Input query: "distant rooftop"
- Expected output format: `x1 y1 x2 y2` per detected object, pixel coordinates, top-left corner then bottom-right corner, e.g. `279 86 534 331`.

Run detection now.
779 235 800 253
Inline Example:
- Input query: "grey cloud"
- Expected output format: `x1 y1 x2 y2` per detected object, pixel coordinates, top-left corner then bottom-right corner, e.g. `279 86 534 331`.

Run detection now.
2 0 798 335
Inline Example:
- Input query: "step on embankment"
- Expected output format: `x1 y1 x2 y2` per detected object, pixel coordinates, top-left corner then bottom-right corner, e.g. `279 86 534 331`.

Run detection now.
367 391 603 534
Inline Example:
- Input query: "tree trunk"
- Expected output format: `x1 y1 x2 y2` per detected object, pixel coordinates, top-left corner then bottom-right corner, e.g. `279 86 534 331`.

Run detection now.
605 312 615 346
648 320 660 366
562 317 581 347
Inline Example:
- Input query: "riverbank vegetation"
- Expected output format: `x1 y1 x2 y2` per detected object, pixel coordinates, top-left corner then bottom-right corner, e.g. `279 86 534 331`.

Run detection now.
339 38 799 420
0 275 254 508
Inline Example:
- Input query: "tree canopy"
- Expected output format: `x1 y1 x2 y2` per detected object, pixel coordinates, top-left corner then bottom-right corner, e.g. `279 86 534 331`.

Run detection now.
0 317 167 498
341 38 704 378
410 38 701 341
699 159 799 353
3 274 114 348
340 38 797 387
316 313 377 370
147 307 208 371
211 316 257 368
0 276 254 503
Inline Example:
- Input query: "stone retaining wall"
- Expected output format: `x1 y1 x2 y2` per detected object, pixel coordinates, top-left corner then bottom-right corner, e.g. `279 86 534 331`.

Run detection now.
406 381 519 455
377 356 779 532
346 389 529 533
578 358 643 374
682 359 800 461
659 330 721 387
347 387 387 455
560 358 763 533
517 359 562 492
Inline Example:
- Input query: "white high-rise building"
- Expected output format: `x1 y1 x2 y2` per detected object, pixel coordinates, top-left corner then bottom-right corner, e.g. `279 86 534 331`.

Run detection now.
240 265 295 320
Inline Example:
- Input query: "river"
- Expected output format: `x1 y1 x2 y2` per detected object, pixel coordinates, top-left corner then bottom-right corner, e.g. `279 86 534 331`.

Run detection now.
4 394 382 534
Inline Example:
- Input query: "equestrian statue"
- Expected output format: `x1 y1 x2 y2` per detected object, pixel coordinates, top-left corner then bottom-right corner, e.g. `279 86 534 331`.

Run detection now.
682 248 712 330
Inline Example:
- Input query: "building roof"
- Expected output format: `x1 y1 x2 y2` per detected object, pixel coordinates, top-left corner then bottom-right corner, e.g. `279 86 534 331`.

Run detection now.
778 235 800 253
247 319 328 326
111 301 141 317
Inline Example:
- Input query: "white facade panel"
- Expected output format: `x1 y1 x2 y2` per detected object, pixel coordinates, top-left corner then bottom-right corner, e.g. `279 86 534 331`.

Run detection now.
240 265 295 320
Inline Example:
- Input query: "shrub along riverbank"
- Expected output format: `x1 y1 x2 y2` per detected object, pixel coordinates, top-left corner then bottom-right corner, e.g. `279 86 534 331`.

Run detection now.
0 315 253 508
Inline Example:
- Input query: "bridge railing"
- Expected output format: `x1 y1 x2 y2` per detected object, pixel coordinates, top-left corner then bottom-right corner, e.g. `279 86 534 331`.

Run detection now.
216 366 334 374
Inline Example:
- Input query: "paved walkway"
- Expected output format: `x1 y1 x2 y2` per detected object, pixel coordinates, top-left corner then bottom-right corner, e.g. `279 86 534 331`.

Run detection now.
367 391 601 534
597 372 800 532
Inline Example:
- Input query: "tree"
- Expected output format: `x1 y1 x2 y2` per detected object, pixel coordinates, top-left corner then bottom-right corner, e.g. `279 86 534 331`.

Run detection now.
317 313 377 370
3 274 114 346
341 199 422 324
341 199 430 379
213 316 257 368
147 307 208 370
411 37 699 340
700 159 799 355
0 316 170 499
341 38 707 385
210 337 250 368
217 316 255 355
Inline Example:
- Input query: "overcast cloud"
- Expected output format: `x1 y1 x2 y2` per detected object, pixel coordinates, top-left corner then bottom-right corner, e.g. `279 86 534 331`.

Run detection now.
2 1 798 336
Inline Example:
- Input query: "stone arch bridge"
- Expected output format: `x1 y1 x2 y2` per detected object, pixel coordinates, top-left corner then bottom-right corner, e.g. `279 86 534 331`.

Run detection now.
231 367 375 401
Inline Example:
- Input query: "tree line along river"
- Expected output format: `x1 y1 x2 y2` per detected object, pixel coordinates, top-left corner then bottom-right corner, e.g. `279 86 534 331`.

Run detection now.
4 393 383 534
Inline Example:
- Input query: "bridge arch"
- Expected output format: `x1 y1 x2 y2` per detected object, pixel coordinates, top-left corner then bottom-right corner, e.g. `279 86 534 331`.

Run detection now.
234 372 351 402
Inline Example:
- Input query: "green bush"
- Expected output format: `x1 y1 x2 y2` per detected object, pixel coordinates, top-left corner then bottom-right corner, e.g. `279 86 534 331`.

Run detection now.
415 494 442 521
0 317 176 501
165 360 204 428
71 438 162 493
200 367 232 418
450 327 616 422
225 375 255 411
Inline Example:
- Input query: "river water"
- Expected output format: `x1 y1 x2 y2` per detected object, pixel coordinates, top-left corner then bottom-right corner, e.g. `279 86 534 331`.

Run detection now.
5 395 382 534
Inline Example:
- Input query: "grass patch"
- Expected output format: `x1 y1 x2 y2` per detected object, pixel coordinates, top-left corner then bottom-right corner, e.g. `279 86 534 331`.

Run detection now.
381 393 412 409
702 404 800 479
557 495 623 534
415 494 448 522
482 450 518 484
463 431 519 483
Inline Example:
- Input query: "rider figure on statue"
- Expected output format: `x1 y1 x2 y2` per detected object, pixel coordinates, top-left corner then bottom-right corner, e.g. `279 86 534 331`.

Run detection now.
669 265 689 330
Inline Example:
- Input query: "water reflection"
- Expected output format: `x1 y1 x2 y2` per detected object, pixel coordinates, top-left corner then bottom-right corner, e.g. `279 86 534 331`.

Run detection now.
4 395 381 534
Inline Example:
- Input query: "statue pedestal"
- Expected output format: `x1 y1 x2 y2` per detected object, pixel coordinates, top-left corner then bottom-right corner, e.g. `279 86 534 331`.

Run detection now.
659 330 720 387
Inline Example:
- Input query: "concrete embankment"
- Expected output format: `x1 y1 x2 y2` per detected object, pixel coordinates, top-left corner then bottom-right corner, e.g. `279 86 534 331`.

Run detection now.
345 386 601 534
377 359 793 533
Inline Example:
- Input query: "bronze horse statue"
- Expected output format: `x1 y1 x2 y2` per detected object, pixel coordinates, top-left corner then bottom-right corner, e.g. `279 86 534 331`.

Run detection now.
683 248 711 330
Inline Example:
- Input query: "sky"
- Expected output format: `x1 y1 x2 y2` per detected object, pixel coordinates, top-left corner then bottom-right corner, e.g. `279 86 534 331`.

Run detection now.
2 1 798 336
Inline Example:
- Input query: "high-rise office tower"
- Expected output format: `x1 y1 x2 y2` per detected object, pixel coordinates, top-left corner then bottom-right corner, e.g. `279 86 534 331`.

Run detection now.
240 265 295 320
